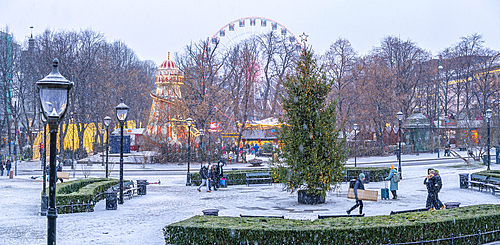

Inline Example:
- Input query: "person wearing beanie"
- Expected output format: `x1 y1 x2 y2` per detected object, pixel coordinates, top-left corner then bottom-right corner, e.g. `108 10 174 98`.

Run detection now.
347 173 365 215
385 165 399 199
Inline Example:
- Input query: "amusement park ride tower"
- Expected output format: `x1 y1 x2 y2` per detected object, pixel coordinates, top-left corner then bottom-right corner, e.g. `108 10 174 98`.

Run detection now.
144 53 190 146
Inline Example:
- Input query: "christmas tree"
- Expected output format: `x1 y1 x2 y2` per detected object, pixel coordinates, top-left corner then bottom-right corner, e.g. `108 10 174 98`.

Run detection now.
273 47 347 201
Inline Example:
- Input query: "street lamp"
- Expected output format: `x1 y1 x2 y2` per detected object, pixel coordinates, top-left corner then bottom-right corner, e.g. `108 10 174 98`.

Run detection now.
437 61 443 158
416 121 419 156
486 109 492 170
186 118 193 186
397 111 404 179
115 100 129 205
41 114 47 217
37 58 73 245
353 123 358 168
199 129 205 168
104 116 111 178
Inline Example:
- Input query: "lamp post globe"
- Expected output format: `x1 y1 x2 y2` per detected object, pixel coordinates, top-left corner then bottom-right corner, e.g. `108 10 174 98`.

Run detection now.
186 118 193 186
104 116 111 178
486 109 492 170
199 129 205 167
353 123 358 168
37 58 73 245
397 111 403 179
115 100 129 204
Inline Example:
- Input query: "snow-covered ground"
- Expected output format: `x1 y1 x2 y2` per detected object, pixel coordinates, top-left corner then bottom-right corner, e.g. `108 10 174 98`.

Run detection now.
1 151 499 245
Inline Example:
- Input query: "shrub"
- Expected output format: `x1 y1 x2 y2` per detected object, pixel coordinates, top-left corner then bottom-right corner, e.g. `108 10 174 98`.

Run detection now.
44 178 120 214
190 167 390 186
190 169 271 186
164 204 500 245
23 147 33 160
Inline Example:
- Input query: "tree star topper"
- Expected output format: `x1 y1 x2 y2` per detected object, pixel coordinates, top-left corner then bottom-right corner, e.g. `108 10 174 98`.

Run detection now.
300 32 309 44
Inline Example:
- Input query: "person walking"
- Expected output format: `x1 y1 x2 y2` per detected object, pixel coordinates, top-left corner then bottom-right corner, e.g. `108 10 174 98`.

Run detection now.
209 165 218 191
347 173 365 215
197 163 211 193
0 161 4 176
56 163 63 183
424 169 439 210
432 169 445 209
5 160 11 176
253 144 260 157
384 165 399 199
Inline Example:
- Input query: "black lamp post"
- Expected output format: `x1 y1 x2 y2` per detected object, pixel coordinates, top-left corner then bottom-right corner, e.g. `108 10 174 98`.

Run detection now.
37 58 73 245
41 114 47 217
115 100 129 204
353 123 358 168
397 111 404 179
437 62 443 158
104 116 111 178
186 118 193 186
486 109 492 170
416 121 419 156
199 129 205 168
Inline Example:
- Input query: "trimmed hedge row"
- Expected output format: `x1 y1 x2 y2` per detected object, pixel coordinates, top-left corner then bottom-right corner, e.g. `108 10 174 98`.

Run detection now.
190 169 270 186
56 178 110 195
476 170 500 178
190 167 390 186
45 178 120 214
164 204 500 245
343 167 391 182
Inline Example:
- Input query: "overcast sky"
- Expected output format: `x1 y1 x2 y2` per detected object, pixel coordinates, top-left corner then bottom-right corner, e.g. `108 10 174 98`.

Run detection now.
1 0 499 65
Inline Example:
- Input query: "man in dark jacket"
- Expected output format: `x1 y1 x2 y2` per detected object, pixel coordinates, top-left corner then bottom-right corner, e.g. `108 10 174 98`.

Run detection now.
0 161 4 176
197 164 211 192
347 173 365 215
6 160 11 175
56 163 63 183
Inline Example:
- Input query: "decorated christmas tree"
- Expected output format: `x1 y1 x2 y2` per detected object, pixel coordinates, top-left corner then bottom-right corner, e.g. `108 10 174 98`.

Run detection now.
273 47 347 204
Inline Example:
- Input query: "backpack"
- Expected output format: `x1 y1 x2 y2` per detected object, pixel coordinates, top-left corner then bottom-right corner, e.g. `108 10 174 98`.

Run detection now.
392 172 401 183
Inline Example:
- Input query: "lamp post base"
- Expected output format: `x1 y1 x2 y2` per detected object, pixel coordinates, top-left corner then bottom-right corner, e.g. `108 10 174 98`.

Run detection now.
186 173 192 186
41 194 47 216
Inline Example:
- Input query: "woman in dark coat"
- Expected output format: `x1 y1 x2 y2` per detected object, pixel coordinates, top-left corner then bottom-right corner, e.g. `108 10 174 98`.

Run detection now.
424 170 439 210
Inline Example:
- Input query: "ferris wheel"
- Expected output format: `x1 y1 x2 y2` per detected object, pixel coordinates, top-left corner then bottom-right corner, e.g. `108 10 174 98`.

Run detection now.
205 17 302 121
207 16 302 54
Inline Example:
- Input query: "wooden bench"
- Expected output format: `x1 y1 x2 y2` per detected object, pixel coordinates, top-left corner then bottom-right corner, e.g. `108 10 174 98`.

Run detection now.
485 177 500 194
240 214 284 219
390 208 429 215
469 174 489 191
318 214 364 219
245 172 273 186
57 172 70 179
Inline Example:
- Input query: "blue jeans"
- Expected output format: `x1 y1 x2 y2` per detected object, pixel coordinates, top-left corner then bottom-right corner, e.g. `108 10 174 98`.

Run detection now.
0 169 3 176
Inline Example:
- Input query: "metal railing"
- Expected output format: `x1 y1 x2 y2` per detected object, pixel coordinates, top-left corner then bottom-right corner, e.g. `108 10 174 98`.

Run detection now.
385 229 500 245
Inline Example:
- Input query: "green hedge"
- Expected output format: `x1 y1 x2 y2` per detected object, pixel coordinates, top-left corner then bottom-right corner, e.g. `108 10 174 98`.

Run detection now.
191 169 271 186
343 167 390 182
476 170 500 178
190 167 390 186
44 178 120 214
164 204 500 245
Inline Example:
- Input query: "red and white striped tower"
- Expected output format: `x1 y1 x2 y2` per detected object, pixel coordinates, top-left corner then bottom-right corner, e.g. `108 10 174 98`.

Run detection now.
144 53 186 146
